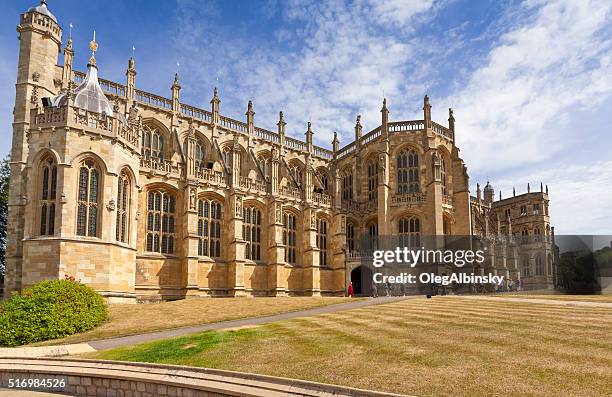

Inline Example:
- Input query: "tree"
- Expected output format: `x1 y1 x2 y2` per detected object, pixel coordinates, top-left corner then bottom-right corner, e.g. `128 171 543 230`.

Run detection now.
0 155 9 276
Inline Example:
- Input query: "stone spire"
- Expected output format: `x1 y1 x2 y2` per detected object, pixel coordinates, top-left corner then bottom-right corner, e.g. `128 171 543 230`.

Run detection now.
423 95 432 129
246 100 255 127
210 87 220 123
62 23 74 87
171 72 180 112
332 131 339 153
277 111 286 137
527 183 531 193
448 108 455 132
354 115 362 144
513 187 516 197
305 122 313 153
89 30 98 66
381 98 389 139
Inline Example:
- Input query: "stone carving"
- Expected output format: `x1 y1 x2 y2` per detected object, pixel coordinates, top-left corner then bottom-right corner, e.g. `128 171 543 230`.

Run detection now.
31 72 40 82
235 196 243 218
128 101 139 124
275 202 282 224
189 187 197 210
106 199 116 211
341 215 346 233
30 86 38 105
310 212 316 228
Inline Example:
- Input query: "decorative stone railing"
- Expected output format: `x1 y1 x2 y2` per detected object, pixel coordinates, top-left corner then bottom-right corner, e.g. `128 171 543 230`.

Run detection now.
239 177 267 194
254 126 280 143
72 108 114 132
135 89 173 110
388 120 425 132
336 142 356 159
20 12 61 37
313 145 334 160
341 200 377 213
33 106 67 125
180 104 212 122
280 185 302 200
285 136 307 151
360 126 382 145
195 168 226 186
313 192 332 206
391 192 427 205
219 115 248 133
432 122 453 140
140 158 183 175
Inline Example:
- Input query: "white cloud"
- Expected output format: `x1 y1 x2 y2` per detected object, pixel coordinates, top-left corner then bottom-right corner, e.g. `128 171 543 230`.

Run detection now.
174 0 437 145
448 0 612 173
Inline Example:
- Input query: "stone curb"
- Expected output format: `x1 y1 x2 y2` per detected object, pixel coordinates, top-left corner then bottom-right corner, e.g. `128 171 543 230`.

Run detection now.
0 358 412 397
0 344 96 358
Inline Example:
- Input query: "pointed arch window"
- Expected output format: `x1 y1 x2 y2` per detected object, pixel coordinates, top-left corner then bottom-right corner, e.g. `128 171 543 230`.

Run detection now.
341 171 353 202
116 170 130 243
39 156 57 236
283 212 297 264
397 149 420 193
398 216 420 247
320 173 329 192
146 190 175 254
243 206 262 261
317 218 329 267
535 255 545 276
198 198 222 257
76 159 100 237
142 127 164 161
195 140 205 170
367 160 378 202
522 257 531 277
346 222 356 254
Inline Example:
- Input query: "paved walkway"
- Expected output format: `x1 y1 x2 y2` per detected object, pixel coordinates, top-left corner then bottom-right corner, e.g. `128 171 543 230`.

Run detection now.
451 295 612 308
89 295 413 350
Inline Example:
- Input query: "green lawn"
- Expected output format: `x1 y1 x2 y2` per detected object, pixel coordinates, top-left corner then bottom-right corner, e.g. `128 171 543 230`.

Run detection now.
86 297 612 397
34 296 355 346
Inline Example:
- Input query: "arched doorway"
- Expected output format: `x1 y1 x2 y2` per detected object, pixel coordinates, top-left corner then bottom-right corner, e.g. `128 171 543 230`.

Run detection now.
350 266 373 296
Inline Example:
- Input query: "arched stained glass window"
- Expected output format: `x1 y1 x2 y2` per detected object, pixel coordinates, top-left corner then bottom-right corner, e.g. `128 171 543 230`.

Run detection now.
39 156 57 236
76 159 100 237
146 190 175 254
243 206 262 261
198 198 222 257
116 170 130 243
397 149 419 193
398 216 420 248
283 212 297 264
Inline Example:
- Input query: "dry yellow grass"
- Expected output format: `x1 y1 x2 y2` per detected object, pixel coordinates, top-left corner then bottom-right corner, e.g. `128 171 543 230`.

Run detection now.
488 293 612 303
34 297 353 346
91 297 612 397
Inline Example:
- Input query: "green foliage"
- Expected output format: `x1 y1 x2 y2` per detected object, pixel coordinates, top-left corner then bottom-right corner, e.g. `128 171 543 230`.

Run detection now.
0 154 9 276
0 279 108 346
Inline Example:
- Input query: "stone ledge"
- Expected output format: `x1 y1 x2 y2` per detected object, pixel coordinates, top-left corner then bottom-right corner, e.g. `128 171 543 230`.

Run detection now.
0 358 411 397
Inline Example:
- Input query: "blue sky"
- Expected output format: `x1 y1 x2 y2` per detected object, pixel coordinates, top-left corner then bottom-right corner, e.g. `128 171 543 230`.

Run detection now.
1 0 611 234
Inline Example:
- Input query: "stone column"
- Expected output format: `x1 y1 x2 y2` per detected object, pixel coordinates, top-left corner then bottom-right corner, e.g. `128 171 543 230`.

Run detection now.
266 200 286 296
302 206 320 296
183 185 200 297
226 193 246 296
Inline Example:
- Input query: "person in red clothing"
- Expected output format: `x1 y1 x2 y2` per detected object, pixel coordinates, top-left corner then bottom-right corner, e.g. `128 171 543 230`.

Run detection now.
347 281 354 297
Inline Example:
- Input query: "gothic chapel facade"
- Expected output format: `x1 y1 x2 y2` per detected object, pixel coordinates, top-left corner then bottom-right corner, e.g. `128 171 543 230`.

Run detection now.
4 2 557 302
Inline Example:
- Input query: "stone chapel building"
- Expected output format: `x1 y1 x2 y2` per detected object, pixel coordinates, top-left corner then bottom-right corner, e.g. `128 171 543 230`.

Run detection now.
4 2 557 302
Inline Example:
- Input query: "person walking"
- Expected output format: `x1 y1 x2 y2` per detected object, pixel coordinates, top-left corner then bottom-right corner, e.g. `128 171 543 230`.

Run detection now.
371 281 378 298
347 281 354 297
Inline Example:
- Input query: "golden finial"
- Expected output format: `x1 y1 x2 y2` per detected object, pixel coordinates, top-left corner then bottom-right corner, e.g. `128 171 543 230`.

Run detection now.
89 30 98 66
